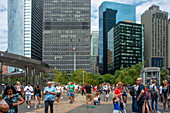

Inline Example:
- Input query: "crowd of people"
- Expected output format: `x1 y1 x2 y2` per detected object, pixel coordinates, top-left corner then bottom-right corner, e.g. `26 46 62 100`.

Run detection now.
0 78 169 113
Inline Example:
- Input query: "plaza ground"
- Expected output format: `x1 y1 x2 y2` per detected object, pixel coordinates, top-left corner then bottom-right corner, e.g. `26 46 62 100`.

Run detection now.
18 92 169 113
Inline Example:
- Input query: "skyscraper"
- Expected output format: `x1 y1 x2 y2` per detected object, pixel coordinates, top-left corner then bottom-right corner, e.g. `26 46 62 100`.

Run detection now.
110 21 144 71
91 31 99 74
99 2 136 74
141 5 168 68
168 19 170 68
8 0 43 72
43 0 91 73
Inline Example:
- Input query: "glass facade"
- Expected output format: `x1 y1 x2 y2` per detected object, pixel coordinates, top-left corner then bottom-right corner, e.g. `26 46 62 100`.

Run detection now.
43 0 91 73
8 0 25 56
113 21 144 71
8 0 43 72
99 2 136 74
91 31 99 74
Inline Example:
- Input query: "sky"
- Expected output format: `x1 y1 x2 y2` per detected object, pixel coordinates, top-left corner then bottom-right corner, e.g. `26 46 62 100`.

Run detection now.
0 0 170 51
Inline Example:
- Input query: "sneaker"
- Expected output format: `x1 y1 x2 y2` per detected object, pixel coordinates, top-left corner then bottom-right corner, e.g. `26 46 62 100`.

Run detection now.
86 106 89 108
34 106 36 108
91 106 95 108
27 106 30 109
39 105 41 108
156 111 160 113
70 101 73 104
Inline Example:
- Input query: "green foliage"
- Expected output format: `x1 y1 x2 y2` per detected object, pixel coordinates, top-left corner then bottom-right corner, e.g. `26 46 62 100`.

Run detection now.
51 62 144 86
160 67 169 83
53 70 69 85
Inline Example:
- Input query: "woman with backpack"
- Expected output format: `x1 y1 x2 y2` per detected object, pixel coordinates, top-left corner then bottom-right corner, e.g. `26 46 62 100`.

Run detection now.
162 80 170 111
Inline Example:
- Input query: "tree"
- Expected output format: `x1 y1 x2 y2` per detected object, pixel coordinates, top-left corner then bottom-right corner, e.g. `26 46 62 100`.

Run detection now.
160 67 169 83
53 70 69 85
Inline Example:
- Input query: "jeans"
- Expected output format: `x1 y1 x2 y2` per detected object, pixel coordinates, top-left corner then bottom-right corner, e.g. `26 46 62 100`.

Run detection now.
137 98 145 113
118 97 121 107
132 97 137 112
45 101 54 113
151 98 158 111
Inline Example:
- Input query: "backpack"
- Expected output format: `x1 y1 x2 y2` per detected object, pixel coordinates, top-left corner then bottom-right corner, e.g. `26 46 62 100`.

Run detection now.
145 90 150 100
130 86 136 96
151 85 158 99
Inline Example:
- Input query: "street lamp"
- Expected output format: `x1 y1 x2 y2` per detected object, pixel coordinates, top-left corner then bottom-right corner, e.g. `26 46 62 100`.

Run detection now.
83 71 84 85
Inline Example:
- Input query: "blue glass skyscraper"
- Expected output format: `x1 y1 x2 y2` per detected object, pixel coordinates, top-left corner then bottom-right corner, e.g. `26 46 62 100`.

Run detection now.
99 2 136 74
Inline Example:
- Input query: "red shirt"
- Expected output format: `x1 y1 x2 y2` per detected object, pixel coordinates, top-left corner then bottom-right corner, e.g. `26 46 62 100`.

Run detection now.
115 87 121 97
145 88 148 95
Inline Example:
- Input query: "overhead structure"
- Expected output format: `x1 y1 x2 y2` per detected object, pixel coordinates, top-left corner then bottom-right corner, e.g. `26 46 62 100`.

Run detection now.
0 51 51 93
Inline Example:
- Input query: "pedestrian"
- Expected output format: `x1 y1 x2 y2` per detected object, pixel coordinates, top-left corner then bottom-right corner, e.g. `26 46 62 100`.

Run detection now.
0 94 9 113
84 83 95 108
82 85 85 95
159 83 164 102
115 82 123 105
93 92 100 105
55 83 61 105
43 81 57 113
112 95 121 113
136 78 145 113
16 82 22 96
4 86 25 113
24 83 33 109
150 80 160 113
131 82 138 113
143 84 150 113
122 86 128 104
162 80 170 111
120 96 127 113
103 82 108 96
61 84 64 99
68 82 75 104
34 85 41 108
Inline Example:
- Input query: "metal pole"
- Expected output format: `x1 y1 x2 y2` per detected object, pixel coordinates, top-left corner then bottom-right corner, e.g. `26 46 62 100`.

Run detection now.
83 71 84 85
32 69 35 88
74 51 76 71
0 62 3 94
25 67 29 85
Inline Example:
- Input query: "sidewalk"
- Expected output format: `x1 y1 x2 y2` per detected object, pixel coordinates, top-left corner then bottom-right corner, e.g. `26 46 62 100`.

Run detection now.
26 93 86 113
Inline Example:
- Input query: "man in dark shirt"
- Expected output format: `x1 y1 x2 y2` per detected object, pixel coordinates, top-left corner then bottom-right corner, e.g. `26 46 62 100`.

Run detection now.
84 84 95 108
136 78 145 113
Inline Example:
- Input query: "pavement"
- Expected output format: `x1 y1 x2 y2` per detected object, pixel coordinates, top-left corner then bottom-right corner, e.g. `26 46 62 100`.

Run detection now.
18 92 169 113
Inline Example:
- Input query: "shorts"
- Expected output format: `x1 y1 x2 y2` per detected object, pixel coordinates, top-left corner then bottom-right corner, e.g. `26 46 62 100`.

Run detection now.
56 93 61 98
35 94 39 97
25 95 31 101
68 92 74 97
86 94 93 101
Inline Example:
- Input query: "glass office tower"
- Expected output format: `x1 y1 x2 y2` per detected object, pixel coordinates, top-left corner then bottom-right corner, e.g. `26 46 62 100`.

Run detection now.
8 0 43 72
99 2 136 74
113 21 144 71
43 0 91 73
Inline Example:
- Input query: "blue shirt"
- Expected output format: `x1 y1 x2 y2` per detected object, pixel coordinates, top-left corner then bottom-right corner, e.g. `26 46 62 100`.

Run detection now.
136 84 145 99
44 86 56 101
113 102 120 110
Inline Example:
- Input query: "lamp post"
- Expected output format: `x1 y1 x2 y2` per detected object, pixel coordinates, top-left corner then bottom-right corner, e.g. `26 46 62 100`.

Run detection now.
83 71 84 85
73 47 76 71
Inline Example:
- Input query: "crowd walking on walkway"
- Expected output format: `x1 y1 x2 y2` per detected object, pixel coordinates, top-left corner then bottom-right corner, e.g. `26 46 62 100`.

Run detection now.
0 78 169 113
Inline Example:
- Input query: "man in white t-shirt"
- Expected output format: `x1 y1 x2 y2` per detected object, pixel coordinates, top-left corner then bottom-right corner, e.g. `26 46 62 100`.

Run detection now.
24 83 33 109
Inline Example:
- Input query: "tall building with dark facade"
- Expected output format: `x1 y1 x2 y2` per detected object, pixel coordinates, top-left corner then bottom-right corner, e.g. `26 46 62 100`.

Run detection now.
99 2 136 74
8 0 43 72
142 5 168 68
112 21 144 71
43 0 91 73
